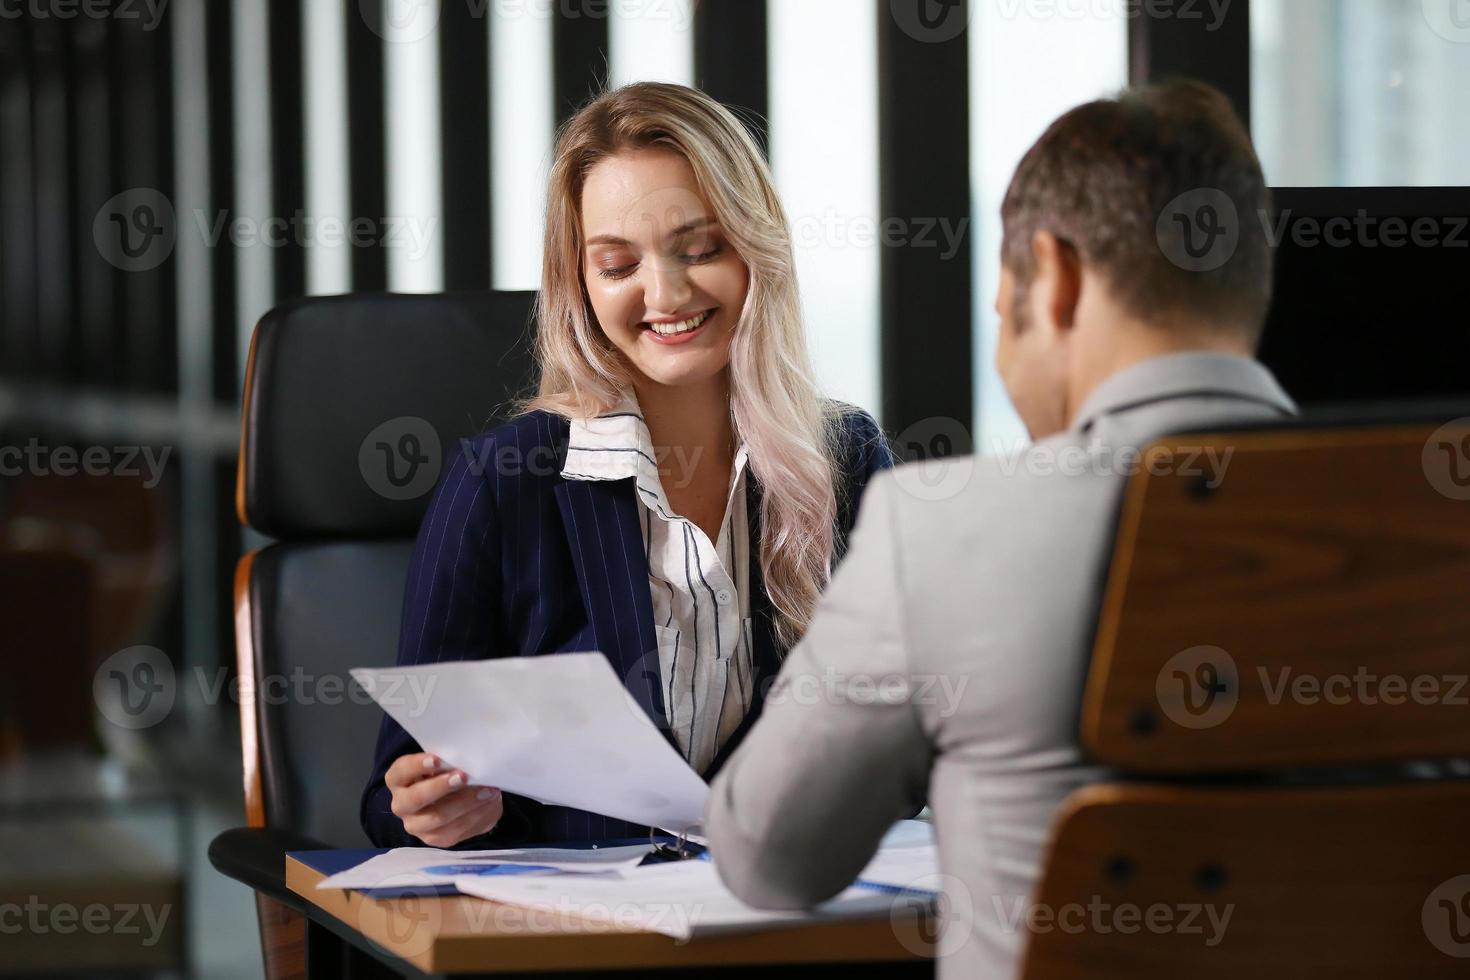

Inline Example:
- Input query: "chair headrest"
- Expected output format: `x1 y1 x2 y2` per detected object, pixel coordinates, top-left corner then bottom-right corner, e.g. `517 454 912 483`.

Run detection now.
237 291 536 539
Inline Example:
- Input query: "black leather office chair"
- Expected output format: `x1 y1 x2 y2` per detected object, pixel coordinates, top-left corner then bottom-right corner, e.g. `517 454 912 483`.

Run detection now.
209 291 536 979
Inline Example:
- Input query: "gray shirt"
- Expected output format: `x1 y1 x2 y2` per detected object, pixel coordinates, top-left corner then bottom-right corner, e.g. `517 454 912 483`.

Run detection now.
704 352 1297 980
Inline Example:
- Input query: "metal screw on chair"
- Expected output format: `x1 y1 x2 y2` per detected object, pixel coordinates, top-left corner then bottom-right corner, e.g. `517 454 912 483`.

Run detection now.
1187 475 1216 500
1194 863 1228 893
1104 855 1136 884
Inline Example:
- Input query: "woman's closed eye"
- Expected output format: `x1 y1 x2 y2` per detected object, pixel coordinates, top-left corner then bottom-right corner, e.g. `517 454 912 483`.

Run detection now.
593 245 724 281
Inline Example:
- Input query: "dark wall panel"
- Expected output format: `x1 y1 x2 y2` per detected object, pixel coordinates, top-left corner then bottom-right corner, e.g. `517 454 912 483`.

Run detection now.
877 0 973 447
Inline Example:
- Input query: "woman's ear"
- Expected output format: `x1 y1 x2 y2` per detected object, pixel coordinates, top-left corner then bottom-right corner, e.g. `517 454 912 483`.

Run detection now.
1029 230 1083 338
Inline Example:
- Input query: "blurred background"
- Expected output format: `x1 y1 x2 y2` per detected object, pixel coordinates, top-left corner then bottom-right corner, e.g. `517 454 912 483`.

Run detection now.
0 0 1466 976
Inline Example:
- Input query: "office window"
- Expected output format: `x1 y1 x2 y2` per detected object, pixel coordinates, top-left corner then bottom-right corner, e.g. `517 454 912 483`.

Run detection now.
768 0 880 415
969 7 1127 452
303 0 352 296
608 0 695 88
232 0 274 386
491 2 554 291
1253 0 1470 186
383 0 446 292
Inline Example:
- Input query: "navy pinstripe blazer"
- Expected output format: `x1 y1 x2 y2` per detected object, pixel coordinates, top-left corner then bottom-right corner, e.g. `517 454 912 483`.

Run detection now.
361 405 894 847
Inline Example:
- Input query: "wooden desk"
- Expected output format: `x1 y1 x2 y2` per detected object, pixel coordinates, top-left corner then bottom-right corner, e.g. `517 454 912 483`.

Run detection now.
286 852 934 978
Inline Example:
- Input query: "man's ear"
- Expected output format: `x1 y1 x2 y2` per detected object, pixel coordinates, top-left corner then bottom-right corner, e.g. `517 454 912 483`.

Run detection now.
1029 230 1082 336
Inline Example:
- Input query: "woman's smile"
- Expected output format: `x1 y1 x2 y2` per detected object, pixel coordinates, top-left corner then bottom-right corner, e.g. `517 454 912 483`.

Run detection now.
640 308 717 345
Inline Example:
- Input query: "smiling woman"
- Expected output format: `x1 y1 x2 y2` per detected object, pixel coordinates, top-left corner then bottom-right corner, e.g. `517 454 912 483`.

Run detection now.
579 147 749 381
360 82 895 851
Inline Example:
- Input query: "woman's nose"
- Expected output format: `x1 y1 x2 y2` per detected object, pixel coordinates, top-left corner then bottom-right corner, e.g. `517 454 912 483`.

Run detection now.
644 258 694 314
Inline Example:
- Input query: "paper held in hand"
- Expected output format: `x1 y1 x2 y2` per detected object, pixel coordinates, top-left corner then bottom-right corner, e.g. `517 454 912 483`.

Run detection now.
351 652 710 832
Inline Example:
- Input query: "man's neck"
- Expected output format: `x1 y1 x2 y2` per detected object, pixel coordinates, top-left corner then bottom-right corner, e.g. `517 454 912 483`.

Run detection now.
1065 321 1255 429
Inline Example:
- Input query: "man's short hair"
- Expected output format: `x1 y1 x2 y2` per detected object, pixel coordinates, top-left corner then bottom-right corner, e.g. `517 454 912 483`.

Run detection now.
1001 80 1273 340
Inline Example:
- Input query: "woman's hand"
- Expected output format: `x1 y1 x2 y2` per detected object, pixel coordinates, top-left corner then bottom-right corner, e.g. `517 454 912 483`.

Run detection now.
386 753 503 848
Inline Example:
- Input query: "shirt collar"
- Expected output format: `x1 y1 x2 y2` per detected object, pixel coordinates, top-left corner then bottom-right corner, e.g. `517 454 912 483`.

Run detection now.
1070 351 1298 434
561 391 654 482
561 392 750 520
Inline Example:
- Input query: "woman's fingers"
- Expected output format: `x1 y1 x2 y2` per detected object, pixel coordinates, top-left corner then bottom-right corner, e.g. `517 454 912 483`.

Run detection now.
385 752 443 790
390 768 471 817
406 783 500 833
409 791 505 848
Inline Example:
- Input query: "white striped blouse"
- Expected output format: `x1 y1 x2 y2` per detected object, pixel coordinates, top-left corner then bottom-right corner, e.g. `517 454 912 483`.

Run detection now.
560 393 754 775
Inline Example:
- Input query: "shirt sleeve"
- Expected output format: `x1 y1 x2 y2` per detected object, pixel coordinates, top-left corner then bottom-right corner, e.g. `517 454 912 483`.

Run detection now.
704 471 932 907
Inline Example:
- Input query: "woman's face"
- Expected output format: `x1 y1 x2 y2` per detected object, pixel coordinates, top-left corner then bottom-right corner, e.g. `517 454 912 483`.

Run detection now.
580 147 749 390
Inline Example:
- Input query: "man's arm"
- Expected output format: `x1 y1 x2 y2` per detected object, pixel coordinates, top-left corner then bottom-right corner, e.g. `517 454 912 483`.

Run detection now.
705 472 932 908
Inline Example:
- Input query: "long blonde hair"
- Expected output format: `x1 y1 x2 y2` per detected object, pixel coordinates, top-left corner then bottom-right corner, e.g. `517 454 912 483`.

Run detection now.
527 81 839 650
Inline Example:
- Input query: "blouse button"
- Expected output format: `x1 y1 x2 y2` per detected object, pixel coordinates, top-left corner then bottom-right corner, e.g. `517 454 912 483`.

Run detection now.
715 589 734 605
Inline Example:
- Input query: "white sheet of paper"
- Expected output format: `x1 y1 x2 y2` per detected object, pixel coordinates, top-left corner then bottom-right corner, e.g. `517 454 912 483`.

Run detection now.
316 844 655 890
351 653 709 831
450 820 939 940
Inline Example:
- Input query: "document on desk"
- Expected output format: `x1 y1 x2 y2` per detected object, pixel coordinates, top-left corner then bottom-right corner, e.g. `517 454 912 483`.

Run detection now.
351 653 709 831
316 843 654 890
451 820 940 940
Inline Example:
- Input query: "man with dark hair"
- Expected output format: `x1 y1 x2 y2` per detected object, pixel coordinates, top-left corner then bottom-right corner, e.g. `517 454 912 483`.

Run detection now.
704 82 1297 979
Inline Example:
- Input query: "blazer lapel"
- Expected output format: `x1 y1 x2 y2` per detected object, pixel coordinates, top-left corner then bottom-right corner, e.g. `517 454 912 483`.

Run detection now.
552 476 669 734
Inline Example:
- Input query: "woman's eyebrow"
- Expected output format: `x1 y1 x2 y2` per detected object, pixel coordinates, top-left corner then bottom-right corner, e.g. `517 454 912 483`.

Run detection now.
585 216 717 248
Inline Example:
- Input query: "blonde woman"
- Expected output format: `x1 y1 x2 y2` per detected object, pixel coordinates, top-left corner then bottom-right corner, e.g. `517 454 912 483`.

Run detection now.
362 82 892 848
